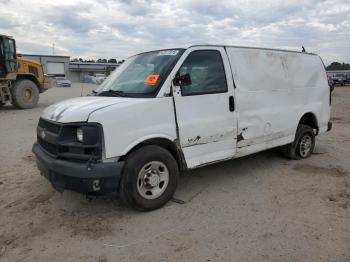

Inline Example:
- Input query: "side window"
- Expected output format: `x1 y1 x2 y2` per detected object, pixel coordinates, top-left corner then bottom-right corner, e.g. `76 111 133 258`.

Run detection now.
3 39 16 73
179 50 227 96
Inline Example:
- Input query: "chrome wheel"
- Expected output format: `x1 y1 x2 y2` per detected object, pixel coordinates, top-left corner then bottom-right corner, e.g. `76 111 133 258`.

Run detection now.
299 134 312 157
137 161 169 200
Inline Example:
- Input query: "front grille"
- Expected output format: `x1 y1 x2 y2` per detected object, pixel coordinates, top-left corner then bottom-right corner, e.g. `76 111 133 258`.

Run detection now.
38 118 61 134
37 119 61 156
38 136 57 155
36 118 102 161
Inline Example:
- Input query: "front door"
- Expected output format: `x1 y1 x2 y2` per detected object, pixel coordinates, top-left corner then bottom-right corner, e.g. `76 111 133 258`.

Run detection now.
172 47 237 168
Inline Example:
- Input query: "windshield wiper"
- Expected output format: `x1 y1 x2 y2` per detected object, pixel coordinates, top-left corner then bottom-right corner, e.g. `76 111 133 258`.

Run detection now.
97 90 125 97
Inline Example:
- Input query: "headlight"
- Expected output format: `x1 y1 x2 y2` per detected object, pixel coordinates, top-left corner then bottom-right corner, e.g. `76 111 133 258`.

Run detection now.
76 128 84 142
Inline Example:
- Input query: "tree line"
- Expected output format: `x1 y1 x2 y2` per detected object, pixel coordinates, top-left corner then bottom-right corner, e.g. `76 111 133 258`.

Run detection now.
70 58 125 64
326 62 350 71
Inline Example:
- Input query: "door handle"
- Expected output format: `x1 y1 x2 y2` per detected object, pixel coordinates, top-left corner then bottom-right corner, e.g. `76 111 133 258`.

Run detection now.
229 96 235 112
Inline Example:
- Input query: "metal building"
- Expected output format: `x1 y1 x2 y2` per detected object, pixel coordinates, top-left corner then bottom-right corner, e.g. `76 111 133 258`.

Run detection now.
68 62 119 82
21 54 120 82
22 54 70 77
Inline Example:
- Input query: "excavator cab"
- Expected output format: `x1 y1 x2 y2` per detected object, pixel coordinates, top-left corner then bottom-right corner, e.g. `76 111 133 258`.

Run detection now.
0 35 17 77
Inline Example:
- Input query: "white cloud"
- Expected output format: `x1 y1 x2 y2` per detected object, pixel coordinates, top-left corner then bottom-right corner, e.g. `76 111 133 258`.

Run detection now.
0 0 349 64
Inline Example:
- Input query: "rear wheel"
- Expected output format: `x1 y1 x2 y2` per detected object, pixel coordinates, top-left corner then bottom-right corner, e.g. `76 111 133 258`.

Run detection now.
283 124 315 160
11 79 39 109
120 145 179 211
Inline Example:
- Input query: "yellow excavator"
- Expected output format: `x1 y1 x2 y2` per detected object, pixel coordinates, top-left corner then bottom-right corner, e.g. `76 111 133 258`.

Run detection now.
0 34 50 109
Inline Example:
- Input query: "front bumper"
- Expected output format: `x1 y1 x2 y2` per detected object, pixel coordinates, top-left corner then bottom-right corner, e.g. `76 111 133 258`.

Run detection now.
32 143 124 194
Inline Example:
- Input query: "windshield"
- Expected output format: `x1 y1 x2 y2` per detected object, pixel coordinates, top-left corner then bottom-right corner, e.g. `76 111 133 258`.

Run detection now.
95 49 184 98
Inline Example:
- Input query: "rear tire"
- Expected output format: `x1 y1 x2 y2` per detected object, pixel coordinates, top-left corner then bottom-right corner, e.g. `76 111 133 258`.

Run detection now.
11 79 39 109
120 145 179 211
283 124 315 160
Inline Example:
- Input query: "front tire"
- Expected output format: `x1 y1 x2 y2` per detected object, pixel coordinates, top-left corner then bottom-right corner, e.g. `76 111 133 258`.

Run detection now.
11 79 39 109
120 145 179 211
283 124 315 160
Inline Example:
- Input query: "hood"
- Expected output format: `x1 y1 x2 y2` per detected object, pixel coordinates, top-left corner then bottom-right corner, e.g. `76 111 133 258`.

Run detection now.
41 96 130 123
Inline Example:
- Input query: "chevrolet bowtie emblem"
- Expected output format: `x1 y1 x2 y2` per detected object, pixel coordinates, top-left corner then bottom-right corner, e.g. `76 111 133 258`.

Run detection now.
40 130 46 140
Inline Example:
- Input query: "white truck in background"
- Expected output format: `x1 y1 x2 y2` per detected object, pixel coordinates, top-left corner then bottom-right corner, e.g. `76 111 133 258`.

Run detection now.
33 45 332 211
94 73 106 84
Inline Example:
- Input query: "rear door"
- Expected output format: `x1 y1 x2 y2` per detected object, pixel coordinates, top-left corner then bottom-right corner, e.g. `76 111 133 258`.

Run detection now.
47 62 65 76
172 46 237 168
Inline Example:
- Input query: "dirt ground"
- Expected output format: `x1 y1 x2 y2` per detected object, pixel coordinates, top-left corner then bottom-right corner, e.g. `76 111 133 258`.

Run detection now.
0 83 349 262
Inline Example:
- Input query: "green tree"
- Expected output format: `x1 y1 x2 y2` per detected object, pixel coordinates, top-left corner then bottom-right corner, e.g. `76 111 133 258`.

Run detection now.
326 62 350 71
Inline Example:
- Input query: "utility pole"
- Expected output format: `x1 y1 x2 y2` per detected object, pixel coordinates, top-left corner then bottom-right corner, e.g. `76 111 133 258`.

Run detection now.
52 43 55 55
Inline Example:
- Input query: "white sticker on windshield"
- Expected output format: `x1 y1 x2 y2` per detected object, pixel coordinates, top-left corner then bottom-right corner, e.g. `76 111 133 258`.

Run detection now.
157 50 179 56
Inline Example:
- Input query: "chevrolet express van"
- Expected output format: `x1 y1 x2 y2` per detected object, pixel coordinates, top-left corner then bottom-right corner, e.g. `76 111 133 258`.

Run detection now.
33 45 332 211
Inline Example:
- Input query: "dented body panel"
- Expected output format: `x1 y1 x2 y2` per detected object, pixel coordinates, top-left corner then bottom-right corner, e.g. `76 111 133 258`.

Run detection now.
170 46 238 168
226 47 330 157
36 45 331 171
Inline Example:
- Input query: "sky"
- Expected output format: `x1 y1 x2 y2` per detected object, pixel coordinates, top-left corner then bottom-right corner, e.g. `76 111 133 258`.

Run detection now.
0 0 349 65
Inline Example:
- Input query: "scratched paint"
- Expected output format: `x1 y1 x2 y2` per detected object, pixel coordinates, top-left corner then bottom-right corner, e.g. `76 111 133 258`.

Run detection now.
183 130 234 148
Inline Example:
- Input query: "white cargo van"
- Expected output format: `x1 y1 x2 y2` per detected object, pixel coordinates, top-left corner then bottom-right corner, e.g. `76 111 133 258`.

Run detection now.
33 45 332 211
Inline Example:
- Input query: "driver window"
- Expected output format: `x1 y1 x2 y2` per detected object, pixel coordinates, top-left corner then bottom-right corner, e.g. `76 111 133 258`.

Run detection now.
179 50 227 96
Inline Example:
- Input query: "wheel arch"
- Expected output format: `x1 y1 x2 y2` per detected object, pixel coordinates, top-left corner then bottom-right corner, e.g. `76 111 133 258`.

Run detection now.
298 112 319 134
119 136 187 171
15 74 42 92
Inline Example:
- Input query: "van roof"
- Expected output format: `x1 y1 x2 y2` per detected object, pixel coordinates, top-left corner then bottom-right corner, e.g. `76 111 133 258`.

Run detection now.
188 44 317 56
132 45 317 59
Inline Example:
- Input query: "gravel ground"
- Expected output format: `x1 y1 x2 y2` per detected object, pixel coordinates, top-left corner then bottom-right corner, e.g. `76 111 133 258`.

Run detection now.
0 83 349 262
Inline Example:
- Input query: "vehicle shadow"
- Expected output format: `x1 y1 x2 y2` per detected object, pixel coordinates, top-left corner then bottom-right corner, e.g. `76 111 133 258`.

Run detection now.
4 147 288 245
173 148 284 202
56 147 285 214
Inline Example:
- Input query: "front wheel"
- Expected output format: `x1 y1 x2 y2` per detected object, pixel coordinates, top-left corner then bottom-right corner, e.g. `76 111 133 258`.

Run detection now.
283 124 315 160
120 145 179 211
11 79 39 109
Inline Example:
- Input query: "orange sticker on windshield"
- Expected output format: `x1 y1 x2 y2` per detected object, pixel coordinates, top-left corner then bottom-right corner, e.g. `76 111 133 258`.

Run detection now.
144 74 160 86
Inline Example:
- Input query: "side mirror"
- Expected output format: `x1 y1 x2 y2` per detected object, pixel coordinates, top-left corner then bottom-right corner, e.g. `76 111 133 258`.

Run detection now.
173 73 192 87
